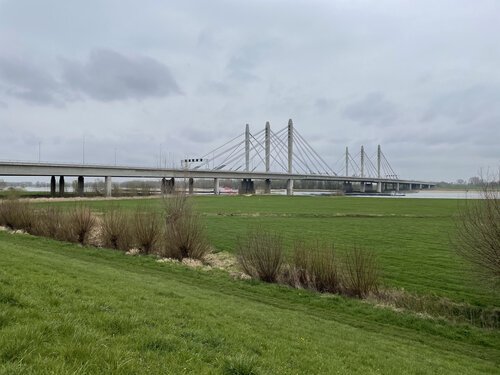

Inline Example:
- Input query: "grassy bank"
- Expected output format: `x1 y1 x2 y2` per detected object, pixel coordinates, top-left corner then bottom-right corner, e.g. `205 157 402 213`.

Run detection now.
1 232 499 374
38 195 499 307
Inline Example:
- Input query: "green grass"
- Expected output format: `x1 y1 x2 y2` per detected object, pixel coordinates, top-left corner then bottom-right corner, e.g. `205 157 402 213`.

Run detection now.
0 232 499 374
39 195 499 307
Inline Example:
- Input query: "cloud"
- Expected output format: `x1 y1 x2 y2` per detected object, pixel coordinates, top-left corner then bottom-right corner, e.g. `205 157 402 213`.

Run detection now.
342 92 399 126
0 57 62 105
61 49 180 101
423 85 500 124
0 49 180 105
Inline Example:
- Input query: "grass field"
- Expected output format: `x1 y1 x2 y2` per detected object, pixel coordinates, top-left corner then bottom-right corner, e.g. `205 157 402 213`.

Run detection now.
1 231 499 374
40 195 500 307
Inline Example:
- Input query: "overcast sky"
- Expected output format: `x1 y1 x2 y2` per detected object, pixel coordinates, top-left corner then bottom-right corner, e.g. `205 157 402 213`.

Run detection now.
0 0 499 182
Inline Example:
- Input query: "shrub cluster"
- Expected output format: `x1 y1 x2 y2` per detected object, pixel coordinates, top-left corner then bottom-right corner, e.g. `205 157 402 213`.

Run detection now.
0 195 210 261
236 230 379 299
236 229 284 283
161 195 210 260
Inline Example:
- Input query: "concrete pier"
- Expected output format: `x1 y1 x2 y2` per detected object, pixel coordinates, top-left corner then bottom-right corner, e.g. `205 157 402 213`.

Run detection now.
188 178 194 195
50 176 56 197
161 178 167 195
377 182 382 193
264 178 271 194
77 176 84 196
239 179 255 194
59 176 65 197
360 182 366 193
286 179 293 196
343 182 353 193
214 178 219 195
396 182 400 192
105 176 112 197
167 178 175 194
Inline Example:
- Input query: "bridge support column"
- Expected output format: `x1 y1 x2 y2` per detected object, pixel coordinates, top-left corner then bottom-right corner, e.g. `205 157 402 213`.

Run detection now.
161 178 167 195
214 178 219 195
408 183 412 191
343 182 353 193
286 179 293 196
50 176 56 197
105 176 112 197
58 176 65 197
188 178 194 195
167 178 175 194
239 179 255 195
419 184 423 190
264 179 271 194
77 176 84 197
377 182 382 193
360 182 366 193
396 182 400 193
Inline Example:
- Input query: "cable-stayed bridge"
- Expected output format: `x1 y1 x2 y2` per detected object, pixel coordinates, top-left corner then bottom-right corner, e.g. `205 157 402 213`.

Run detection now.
0 119 434 196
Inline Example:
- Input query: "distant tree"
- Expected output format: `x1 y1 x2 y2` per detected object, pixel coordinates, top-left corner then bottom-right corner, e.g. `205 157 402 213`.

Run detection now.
468 176 483 186
455 178 500 288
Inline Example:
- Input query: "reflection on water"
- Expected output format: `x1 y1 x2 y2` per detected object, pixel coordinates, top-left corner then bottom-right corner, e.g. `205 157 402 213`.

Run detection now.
399 190 483 199
272 189 483 199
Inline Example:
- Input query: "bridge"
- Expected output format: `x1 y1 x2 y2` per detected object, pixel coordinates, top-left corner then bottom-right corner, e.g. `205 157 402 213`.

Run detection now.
0 119 435 197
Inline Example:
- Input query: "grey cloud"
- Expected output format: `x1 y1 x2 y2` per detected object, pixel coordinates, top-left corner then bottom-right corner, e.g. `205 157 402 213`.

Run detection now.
61 49 180 101
314 98 336 113
0 50 181 105
342 92 398 126
0 57 62 105
423 85 500 124
226 55 259 82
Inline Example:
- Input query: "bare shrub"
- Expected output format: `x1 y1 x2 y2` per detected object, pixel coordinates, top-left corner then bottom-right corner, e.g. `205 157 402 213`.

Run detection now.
133 209 161 254
236 229 284 283
31 207 65 239
341 247 379 298
455 181 500 287
101 208 133 251
292 241 339 293
161 194 210 260
0 199 34 231
63 206 97 245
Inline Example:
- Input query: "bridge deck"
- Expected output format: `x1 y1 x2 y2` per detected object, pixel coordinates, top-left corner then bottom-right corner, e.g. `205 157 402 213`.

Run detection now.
0 161 434 186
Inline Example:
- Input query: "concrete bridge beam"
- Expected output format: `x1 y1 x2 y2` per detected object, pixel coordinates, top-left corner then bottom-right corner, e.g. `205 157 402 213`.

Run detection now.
50 176 56 197
105 176 112 197
59 176 65 197
77 176 84 197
